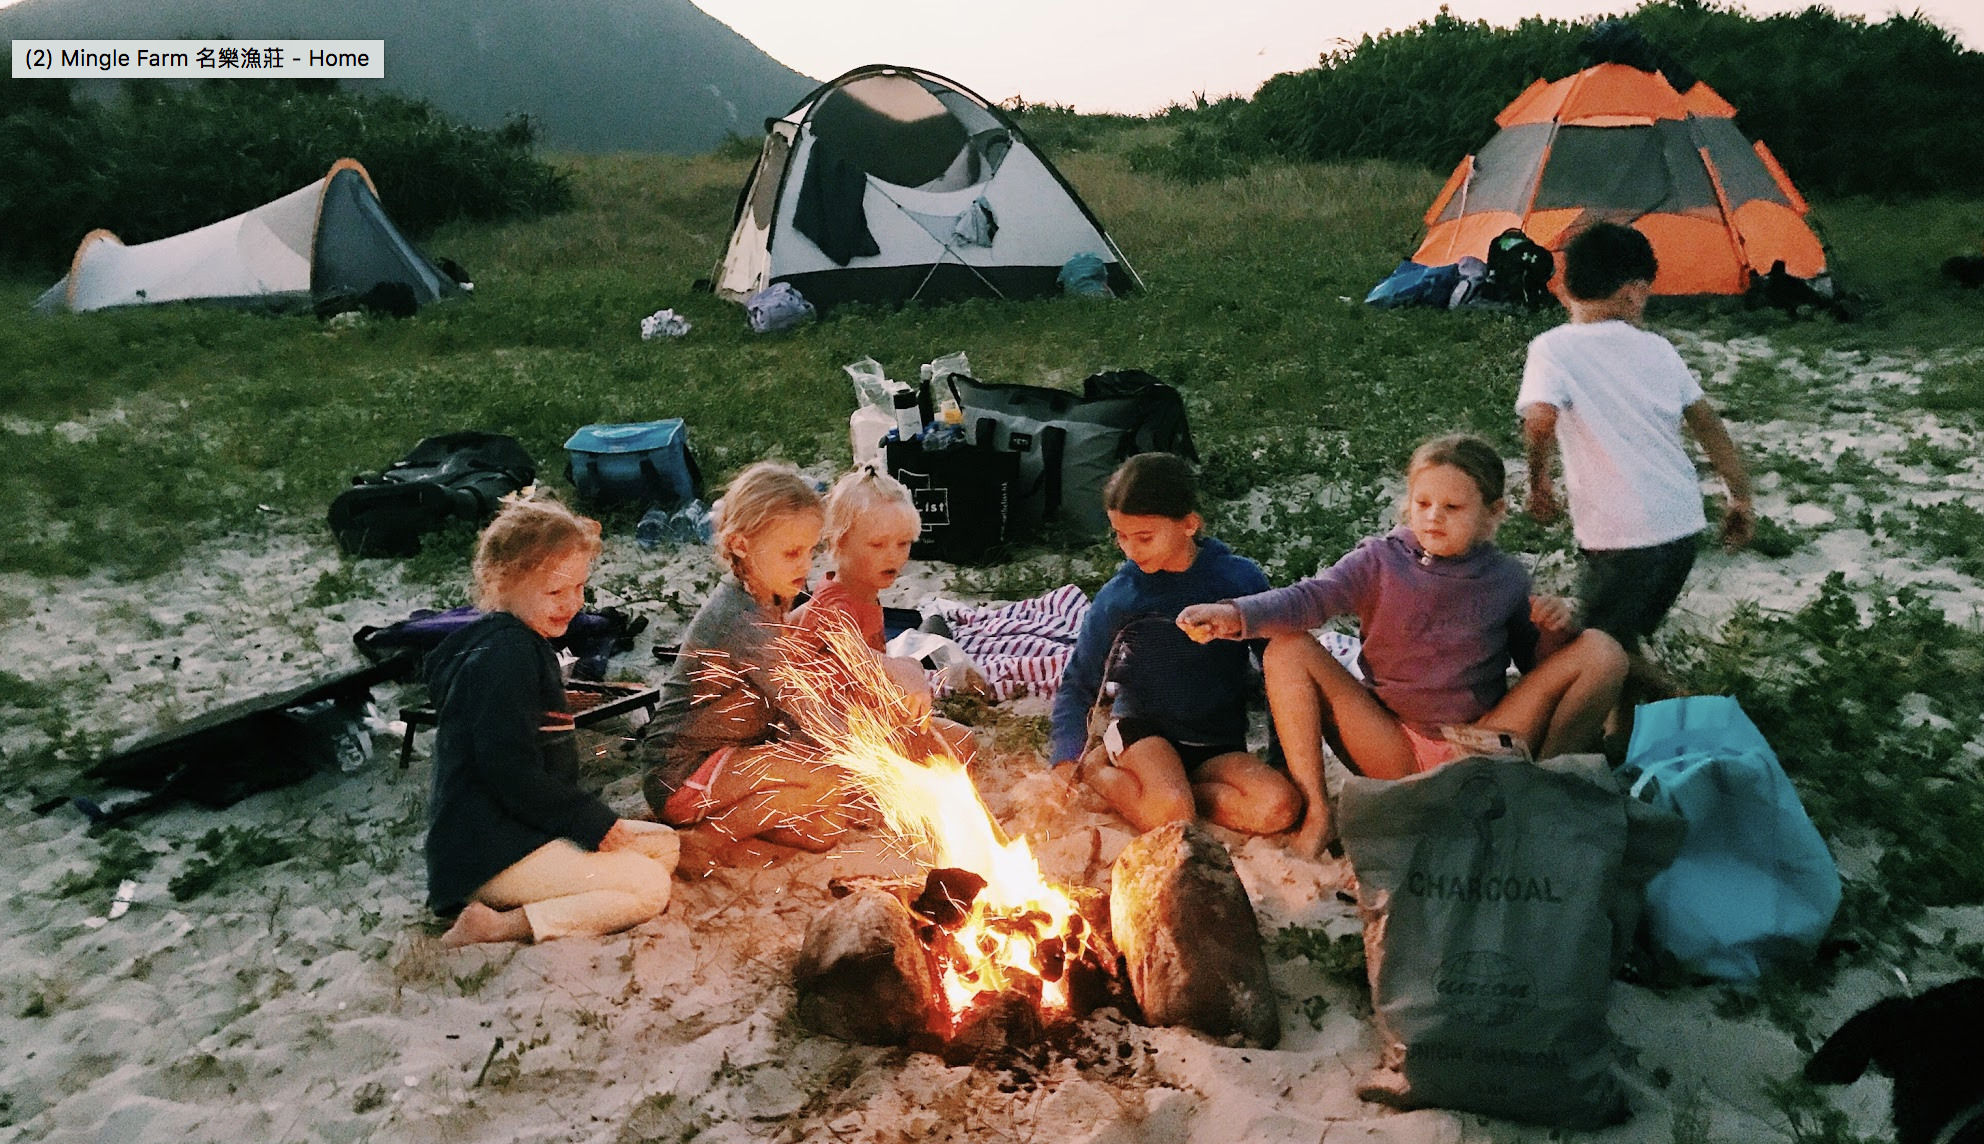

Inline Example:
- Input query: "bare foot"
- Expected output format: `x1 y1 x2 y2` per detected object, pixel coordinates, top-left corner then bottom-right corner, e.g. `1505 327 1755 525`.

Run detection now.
1286 805 1336 860
440 901 532 947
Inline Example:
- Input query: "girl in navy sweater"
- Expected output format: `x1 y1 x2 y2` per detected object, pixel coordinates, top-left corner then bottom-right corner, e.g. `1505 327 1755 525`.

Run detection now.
1052 454 1300 835
426 495 676 947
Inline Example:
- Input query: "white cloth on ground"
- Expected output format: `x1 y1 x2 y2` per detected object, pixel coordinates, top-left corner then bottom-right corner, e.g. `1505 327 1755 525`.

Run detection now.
928 584 1089 701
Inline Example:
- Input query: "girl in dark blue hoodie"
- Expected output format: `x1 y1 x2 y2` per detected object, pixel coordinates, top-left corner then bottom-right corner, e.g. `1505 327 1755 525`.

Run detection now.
426 495 677 947
1050 454 1300 835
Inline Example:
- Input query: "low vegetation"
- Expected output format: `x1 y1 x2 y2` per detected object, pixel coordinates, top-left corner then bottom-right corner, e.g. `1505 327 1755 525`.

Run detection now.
0 74 572 270
1135 1 1984 201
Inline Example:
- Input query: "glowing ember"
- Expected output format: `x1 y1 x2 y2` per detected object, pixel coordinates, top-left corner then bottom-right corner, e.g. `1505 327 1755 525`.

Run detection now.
776 616 1096 1025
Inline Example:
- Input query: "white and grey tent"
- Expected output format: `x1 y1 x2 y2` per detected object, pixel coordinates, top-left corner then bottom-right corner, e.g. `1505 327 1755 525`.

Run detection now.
715 65 1140 310
36 159 462 315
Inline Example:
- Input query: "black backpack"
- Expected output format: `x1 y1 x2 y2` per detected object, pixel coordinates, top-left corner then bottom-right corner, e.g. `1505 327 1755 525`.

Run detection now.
328 431 537 557
1483 229 1556 309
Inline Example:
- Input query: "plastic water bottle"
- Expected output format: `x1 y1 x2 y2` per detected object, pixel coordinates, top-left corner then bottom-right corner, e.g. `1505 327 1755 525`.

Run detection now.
892 387 923 442
636 501 711 549
668 499 713 543
635 504 671 551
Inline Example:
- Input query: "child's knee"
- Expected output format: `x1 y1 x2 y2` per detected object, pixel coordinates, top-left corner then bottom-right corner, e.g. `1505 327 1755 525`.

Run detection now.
1148 789 1196 827
1262 633 1317 674
1573 629 1630 678
1258 782 1303 833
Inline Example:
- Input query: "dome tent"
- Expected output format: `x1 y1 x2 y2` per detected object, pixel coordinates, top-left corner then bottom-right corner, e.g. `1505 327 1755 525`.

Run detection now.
1410 26 1826 297
714 64 1140 311
36 159 463 315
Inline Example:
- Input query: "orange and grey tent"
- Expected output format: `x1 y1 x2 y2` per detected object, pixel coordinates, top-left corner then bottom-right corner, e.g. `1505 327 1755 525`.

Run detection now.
1411 62 1825 296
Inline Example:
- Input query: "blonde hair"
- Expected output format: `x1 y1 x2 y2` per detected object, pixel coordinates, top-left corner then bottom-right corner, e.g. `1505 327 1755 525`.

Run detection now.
1398 434 1508 527
823 464 919 554
1406 434 1506 503
712 461 825 580
472 491 603 610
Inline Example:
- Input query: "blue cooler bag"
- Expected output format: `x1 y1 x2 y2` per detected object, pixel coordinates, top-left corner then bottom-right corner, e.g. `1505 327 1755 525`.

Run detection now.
564 420 703 507
1618 696 1841 981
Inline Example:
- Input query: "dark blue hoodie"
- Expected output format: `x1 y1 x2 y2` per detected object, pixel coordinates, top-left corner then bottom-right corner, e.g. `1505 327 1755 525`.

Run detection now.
1048 537 1270 764
423 612 617 914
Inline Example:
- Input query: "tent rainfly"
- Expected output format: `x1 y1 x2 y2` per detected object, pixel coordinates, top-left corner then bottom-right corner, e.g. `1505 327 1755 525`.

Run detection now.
35 159 462 314
714 64 1140 310
1412 61 1826 296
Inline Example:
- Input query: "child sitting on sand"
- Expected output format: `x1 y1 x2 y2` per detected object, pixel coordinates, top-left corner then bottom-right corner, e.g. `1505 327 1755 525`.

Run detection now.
639 462 853 856
1179 434 1627 856
425 493 678 947
790 465 977 765
1051 453 1300 835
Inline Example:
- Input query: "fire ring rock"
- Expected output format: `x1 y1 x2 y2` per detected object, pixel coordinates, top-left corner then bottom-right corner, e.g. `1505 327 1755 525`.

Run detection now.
1109 821 1279 1047
793 889 936 1045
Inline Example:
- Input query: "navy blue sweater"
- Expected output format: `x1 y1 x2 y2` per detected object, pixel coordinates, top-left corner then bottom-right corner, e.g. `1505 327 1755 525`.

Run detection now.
1048 538 1270 764
423 612 617 914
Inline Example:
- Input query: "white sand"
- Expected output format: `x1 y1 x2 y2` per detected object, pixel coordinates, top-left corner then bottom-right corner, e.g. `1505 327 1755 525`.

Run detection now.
4 333 1984 1143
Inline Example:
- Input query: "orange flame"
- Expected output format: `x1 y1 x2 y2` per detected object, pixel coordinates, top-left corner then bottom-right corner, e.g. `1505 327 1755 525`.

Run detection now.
774 615 1089 1021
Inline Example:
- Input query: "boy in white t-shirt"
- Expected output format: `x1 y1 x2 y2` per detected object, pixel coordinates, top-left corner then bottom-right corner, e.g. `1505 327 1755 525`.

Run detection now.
1517 222 1754 660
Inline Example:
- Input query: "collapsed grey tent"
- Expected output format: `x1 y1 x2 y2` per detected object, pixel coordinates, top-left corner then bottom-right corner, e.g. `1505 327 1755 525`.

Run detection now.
715 65 1140 310
36 159 462 314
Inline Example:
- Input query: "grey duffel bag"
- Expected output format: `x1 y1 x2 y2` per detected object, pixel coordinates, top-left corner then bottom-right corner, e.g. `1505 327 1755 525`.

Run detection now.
950 370 1196 540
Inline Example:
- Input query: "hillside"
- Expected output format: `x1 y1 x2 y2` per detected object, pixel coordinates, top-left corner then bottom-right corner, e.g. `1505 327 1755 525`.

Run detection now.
0 0 817 152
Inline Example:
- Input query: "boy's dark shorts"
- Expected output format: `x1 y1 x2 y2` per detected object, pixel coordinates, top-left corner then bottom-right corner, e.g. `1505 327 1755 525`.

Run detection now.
1109 717 1247 772
1578 533 1699 650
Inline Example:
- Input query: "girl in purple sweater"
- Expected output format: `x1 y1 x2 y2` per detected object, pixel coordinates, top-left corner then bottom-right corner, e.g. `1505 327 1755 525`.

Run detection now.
1179 435 1626 855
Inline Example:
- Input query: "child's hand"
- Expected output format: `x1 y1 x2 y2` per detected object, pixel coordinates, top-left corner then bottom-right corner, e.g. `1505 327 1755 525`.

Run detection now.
1176 603 1244 643
881 655 934 723
1720 499 1756 550
1529 594 1575 632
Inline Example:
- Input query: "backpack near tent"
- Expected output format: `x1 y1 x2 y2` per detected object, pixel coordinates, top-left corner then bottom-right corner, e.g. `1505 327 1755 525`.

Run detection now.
328 431 537 558
34 159 464 315
1409 24 1827 297
713 64 1141 311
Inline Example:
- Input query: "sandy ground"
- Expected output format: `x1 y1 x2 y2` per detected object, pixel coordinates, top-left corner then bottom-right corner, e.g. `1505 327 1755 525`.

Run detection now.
3 334 1983 1144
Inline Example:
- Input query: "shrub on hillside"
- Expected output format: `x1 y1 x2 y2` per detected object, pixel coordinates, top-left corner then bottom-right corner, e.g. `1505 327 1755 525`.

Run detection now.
0 76 572 270
1157 1 1984 200
1002 97 1142 157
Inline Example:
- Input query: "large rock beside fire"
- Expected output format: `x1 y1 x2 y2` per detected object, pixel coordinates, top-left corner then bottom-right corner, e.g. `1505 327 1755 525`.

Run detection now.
1110 821 1279 1048
793 889 935 1045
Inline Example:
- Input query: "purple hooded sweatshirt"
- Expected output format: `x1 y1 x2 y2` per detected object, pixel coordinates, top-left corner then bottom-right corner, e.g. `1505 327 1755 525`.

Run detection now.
1233 527 1553 730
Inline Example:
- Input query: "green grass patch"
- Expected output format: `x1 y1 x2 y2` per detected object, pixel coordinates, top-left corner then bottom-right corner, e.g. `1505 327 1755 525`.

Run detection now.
169 825 298 902
53 829 158 898
1918 356 1984 416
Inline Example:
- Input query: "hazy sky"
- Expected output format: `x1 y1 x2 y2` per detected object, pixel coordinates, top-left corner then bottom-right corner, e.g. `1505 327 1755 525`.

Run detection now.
4 0 1977 113
686 0 1984 113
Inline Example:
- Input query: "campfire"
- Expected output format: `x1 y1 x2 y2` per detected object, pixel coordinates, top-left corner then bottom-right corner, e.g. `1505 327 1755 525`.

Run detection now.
775 616 1278 1057
774 619 1126 1053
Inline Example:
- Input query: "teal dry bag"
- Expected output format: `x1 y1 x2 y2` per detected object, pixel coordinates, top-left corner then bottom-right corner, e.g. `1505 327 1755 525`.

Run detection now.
1618 696 1841 981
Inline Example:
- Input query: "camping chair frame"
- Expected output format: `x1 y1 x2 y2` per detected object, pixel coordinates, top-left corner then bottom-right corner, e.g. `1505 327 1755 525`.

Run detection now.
397 680 663 769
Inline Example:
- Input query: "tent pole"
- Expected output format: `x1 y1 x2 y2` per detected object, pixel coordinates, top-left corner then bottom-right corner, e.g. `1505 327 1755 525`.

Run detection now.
1442 158 1474 264
869 181 1008 302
